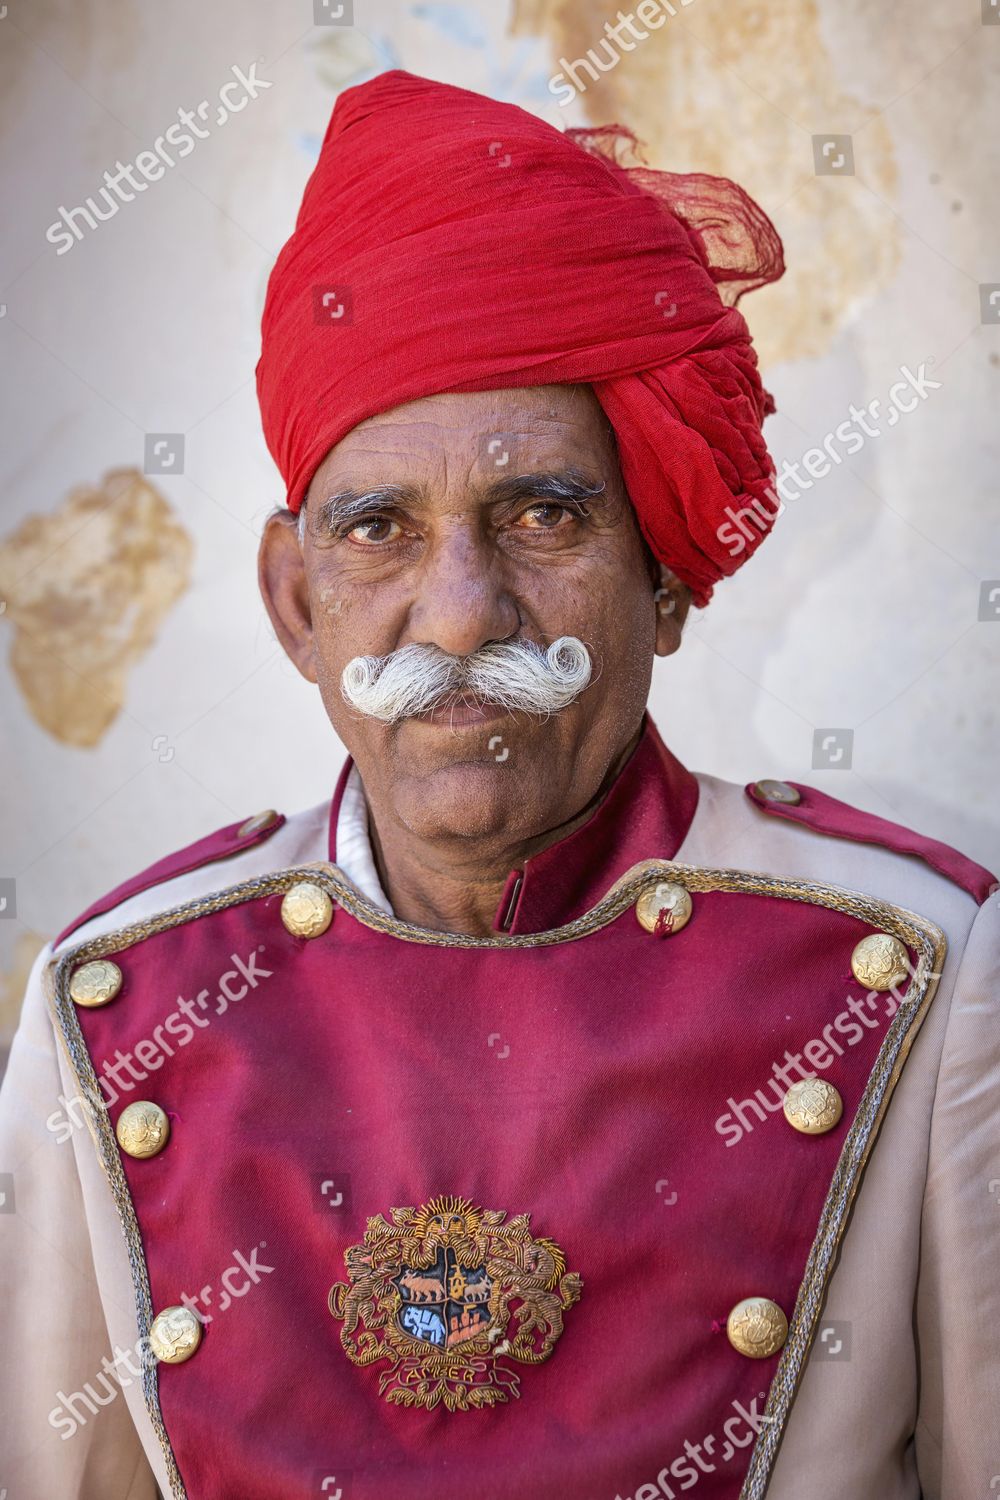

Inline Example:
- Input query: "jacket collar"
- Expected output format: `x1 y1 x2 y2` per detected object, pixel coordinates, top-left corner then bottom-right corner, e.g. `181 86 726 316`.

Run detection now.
491 711 698 933
328 711 699 935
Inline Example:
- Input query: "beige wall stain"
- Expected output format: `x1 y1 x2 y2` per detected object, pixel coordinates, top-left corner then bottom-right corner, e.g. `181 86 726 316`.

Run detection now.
0 0 141 129
0 931 47 1046
0 469 193 748
511 0 900 363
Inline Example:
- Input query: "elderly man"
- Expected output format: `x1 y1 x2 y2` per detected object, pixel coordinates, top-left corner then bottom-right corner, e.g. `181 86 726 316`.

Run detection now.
1 70 997 1500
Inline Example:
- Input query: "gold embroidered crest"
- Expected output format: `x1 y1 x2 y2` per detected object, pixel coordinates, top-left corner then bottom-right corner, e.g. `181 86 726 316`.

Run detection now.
328 1195 582 1410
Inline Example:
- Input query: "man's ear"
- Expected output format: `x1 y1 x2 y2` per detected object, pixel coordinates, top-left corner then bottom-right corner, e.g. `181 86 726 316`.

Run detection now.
258 508 318 683
652 563 692 658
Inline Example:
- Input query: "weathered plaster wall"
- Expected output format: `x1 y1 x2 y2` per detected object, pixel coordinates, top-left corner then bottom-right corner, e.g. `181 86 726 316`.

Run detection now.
1 0 997 1051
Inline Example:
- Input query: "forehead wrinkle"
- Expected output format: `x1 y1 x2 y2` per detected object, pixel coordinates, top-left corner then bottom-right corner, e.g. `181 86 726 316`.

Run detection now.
346 398 609 450
325 400 613 484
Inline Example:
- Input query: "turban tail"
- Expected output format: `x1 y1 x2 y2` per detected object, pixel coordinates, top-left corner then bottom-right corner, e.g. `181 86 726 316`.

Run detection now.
256 71 785 605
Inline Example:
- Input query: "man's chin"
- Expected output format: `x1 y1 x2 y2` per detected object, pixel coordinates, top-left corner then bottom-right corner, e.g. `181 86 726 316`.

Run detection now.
387 749 541 843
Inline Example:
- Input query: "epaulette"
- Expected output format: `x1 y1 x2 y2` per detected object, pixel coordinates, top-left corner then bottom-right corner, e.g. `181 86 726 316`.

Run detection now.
746 779 997 904
53 808 286 948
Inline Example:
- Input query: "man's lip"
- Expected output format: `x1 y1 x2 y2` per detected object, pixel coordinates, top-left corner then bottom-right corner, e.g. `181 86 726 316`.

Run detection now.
412 696 508 727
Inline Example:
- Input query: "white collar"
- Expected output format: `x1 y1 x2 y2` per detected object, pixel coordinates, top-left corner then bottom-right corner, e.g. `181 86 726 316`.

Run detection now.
334 763 395 915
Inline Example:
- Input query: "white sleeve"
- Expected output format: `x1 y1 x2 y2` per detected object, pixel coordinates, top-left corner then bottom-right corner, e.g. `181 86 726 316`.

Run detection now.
0 942 159 1499
915 894 1000 1497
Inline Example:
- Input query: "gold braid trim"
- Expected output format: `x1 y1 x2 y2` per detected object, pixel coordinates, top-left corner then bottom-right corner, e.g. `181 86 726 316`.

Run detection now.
42 959 188 1500
45 857 946 1500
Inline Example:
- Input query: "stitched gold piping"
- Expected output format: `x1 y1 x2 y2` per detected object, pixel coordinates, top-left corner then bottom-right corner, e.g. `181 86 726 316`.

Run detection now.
46 857 946 1500
42 959 187 1500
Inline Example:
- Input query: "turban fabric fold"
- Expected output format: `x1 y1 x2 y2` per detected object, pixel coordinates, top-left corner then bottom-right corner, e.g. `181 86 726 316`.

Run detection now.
256 70 785 605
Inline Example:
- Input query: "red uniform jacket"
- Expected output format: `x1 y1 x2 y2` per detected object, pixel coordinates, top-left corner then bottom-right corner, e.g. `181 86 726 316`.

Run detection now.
46 715 994 1500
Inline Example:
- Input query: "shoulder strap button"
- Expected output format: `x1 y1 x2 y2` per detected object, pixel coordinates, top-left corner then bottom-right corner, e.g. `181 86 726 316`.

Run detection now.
238 808 281 838
753 779 801 806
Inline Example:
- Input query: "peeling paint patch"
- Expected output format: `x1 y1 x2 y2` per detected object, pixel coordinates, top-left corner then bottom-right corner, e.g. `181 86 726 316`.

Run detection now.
0 930 47 1046
0 470 193 748
511 0 900 362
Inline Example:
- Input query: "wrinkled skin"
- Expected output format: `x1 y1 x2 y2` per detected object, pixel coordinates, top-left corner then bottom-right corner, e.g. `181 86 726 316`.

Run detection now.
259 384 689 934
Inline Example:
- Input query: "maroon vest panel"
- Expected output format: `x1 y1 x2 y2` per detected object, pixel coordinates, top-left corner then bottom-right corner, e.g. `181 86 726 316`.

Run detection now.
53 861 944 1500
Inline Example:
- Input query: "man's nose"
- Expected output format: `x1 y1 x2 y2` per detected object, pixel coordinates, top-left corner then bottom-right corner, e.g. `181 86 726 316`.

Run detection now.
407 527 519 657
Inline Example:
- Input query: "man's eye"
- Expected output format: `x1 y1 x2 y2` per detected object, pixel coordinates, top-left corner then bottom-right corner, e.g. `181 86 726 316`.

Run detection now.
515 502 578 530
346 515 402 545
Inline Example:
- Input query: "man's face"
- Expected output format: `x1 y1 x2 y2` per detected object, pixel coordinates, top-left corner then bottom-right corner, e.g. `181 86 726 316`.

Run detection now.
259 384 686 848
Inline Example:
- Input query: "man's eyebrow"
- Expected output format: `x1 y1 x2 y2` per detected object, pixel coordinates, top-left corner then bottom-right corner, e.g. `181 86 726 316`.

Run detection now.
312 469 607 535
480 469 608 507
313 485 416 534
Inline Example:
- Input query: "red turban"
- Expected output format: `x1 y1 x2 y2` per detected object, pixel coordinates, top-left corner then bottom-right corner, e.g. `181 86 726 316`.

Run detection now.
256 70 784 606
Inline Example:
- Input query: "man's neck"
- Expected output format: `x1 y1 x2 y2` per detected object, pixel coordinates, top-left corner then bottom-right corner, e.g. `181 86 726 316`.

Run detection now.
364 722 644 937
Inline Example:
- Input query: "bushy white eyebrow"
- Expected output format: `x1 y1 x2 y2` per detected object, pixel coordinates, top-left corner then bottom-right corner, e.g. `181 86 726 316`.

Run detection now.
327 486 410 532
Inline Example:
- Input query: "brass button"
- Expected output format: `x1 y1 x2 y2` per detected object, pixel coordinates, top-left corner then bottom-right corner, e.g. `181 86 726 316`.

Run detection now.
238 808 279 838
754 779 801 806
116 1101 170 1159
635 880 693 936
69 959 123 1008
149 1305 202 1364
783 1078 843 1135
281 880 333 938
726 1297 788 1358
851 933 909 991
